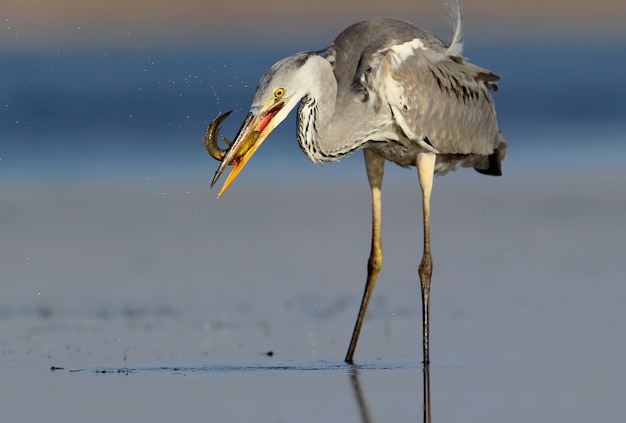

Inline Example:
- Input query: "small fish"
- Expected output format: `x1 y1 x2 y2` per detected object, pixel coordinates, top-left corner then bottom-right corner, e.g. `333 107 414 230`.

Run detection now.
204 110 233 161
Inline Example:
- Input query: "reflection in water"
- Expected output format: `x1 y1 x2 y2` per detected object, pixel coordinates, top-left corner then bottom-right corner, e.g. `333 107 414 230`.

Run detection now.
422 367 431 423
349 366 431 423
349 369 373 423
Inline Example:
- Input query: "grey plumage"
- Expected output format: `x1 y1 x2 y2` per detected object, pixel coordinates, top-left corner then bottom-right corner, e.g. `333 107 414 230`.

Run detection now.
208 0 507 364
244 15 507 170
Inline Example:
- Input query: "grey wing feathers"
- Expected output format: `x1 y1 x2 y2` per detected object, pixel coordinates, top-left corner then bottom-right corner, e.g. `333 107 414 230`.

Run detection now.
381 47 501 156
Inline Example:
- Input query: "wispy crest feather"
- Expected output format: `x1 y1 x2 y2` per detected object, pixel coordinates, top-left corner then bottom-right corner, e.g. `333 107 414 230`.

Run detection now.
445 0 464 56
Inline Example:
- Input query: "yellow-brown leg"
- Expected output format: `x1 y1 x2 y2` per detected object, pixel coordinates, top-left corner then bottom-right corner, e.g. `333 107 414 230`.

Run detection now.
345 149 385 363
417 152 436 366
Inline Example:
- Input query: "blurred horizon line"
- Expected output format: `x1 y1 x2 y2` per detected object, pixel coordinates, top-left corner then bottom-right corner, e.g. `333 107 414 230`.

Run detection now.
3 0 626 52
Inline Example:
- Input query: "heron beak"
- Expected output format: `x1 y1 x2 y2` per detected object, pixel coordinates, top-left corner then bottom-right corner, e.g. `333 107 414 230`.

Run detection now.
210 100 286 197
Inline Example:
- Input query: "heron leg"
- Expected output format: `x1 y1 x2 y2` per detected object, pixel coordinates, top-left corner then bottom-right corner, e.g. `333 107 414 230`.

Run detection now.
417 152 436 366
345 149 385 363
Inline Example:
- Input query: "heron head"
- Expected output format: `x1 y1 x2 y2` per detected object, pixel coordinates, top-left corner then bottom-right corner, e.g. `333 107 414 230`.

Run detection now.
210 53 313 196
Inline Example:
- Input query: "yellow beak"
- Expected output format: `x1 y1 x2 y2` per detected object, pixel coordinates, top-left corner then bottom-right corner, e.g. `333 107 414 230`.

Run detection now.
210 101 285 197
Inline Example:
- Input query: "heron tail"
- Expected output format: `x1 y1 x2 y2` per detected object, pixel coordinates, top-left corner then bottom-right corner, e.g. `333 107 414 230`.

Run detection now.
445 0 464 56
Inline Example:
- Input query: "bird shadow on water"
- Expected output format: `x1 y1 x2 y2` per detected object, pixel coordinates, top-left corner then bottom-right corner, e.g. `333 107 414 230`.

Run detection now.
61 361 433 422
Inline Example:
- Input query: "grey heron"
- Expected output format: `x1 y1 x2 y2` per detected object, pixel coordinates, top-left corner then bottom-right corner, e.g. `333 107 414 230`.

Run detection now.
205 0 507 365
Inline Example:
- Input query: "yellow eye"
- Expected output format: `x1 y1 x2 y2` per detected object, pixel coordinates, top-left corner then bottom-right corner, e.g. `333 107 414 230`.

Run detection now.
274 88 285 98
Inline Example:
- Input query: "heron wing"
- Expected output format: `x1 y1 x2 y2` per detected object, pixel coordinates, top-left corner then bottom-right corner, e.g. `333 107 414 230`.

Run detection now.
360 40 500 155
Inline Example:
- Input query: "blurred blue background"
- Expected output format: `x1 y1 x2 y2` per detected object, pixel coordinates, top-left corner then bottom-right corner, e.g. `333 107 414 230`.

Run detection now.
2 0 625 181
2 43 625 180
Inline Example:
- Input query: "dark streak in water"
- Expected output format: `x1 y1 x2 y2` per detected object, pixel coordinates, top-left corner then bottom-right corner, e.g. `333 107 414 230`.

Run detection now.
61 361 499 375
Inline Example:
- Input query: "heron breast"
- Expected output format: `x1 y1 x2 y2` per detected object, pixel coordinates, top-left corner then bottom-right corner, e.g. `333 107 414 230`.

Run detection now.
368 140 427 167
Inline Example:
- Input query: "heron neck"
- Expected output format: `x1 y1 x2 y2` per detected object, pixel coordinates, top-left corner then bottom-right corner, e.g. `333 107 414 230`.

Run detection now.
297 55 380 163
297 55 365 164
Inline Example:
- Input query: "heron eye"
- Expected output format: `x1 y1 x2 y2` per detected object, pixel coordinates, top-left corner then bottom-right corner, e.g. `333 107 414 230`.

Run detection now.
274 88 285 99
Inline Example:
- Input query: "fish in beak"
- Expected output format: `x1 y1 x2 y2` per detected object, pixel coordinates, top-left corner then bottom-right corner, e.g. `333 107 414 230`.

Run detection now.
210 99 286 197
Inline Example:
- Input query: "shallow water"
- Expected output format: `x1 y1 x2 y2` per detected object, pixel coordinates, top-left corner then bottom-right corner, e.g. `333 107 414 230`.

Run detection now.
2 152 626 421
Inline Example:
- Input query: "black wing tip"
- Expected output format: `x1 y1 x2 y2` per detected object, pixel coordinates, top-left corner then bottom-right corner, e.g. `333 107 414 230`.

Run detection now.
474 149 503 177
